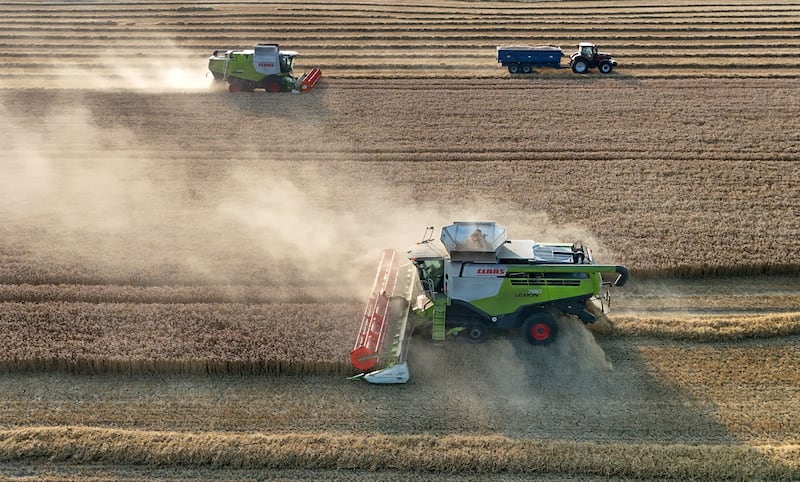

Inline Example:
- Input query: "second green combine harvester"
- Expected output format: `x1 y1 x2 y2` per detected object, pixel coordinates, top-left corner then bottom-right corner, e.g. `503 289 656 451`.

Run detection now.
208 43 321 93
350 222 628 383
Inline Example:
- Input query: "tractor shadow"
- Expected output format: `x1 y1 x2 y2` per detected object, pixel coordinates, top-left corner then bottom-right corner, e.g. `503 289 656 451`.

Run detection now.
509 71 642 86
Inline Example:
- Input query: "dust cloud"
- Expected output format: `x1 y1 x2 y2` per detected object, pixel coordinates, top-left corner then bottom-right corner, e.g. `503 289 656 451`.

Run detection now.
408 314 615 435
0 90 424 290
57 45 216 93
0 92 611 301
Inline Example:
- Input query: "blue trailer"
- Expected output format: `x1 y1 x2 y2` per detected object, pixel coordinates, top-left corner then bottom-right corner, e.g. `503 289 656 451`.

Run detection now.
497 43 618 74
496 45 565 73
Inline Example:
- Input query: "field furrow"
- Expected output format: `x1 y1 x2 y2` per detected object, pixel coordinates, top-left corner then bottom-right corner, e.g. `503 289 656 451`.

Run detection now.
1 0 799 81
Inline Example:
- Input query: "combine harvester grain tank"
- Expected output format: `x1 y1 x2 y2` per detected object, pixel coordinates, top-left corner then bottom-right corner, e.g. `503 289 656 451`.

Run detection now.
350 222 628 384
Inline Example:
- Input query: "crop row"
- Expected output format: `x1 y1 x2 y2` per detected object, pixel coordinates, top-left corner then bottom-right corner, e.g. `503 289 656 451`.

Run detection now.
0 283 351 304
3 281 798 310
0 301 360 375
0 298 796 375
610 312 800 341
3 80 799 279
1 0 799 81
1 426 798 478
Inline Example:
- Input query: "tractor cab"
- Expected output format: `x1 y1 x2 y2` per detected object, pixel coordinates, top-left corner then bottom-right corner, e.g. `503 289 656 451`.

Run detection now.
578 42 596 60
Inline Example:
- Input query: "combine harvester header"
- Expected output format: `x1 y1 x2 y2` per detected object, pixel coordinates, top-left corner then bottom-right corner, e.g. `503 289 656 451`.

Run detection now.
350 222 628 384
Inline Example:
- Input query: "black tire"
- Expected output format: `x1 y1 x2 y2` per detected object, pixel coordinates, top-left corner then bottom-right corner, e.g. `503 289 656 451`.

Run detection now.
228 79 243 93
521 64 532 74
598 61 613 74
230 79 255 93
571 59 589 74
522 312 558 345
462 321 489 343
264 77 281 93
508 64 520 74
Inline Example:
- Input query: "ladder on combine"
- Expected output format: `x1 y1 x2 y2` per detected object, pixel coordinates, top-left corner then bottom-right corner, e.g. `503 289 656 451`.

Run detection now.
431 294 449 343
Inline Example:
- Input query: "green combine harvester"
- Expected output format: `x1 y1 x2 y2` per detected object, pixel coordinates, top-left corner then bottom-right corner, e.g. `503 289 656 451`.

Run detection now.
350 222 628 383
207 43 321 93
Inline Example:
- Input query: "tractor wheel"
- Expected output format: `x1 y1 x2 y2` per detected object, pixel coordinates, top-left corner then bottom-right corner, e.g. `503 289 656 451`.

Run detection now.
264 77 281 93
598 61 613 74
521 64 532 74
508 64 520 74
571 59 589 74
462 321 489 343
522 312 558 345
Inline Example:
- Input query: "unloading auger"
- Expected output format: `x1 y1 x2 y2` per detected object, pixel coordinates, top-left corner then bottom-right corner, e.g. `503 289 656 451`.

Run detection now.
349 222 628 384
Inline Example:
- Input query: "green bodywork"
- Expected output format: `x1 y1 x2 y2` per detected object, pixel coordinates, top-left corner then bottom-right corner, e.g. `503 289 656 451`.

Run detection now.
409 232 627 333
469 265 615 316
208 49 297 91
416 265 617 317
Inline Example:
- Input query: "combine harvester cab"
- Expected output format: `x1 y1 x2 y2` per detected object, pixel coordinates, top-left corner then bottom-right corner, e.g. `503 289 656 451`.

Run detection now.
350 222 628 384
207 43 322 93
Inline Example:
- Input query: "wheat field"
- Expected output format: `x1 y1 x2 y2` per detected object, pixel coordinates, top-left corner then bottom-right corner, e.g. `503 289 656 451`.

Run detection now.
1 0 799 479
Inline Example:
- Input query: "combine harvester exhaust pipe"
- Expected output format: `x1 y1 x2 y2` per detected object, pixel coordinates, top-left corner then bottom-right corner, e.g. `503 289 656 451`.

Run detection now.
350 249 420 384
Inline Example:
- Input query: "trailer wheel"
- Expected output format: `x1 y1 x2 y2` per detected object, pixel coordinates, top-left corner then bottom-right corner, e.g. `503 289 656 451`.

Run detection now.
523 312 558 345
508 64 520 74
598 61 613 74
571 59 589 74
521 64 532 74
462 321 489 343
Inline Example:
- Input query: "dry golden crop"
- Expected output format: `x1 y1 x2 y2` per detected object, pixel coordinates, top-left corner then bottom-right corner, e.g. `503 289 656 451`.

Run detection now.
2 82 799 280
0 427 798 479
0 301 360 375
0 0 799 479
2 0 800 84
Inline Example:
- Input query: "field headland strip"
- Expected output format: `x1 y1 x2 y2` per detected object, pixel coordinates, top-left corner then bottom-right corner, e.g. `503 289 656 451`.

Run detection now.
0 426 797 478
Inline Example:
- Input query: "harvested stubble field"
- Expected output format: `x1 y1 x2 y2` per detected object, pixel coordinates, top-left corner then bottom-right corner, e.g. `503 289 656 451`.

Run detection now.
1 0 800 479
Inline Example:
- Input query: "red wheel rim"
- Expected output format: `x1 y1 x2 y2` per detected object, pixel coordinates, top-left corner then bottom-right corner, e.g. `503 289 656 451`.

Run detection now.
530 323 551 341
350 346 378 371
